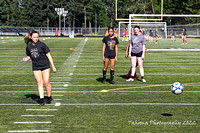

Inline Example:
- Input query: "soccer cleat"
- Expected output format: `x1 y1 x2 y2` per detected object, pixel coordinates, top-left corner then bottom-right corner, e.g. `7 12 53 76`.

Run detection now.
134 76 139 80
110 80 116 84
39 100 45 106
102 79 106 84
141 79 146 82
45 98 53 104
126 78 134 81
126 74 131 78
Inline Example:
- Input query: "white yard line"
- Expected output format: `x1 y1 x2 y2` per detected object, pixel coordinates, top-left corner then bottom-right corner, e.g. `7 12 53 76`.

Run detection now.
26 109 58 111
0 83 200 88
21 115 55 117
52 39 86 83
8 130 49 132
0 103 199 106
14 122 51 124
60 103 200 106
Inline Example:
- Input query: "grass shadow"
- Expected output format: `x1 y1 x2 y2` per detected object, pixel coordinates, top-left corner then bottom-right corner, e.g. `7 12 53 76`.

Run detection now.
21 94 40 104
161 113 173 116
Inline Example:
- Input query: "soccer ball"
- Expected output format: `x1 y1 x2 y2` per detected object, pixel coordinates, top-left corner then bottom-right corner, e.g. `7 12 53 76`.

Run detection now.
171 82 183 95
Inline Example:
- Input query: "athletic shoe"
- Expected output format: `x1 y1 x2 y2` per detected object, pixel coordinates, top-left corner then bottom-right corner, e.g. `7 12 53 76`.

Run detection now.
110 80 116 84
45 98 53 104
134 76 139 80
126 74 131 78
39 100 45 106
182 43 184 44
126 78 134 81
141 79 146 82
102 79 106 84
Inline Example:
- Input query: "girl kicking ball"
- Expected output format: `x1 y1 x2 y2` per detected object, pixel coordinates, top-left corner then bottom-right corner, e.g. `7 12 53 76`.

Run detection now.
23 31 56 106
102 27 119 84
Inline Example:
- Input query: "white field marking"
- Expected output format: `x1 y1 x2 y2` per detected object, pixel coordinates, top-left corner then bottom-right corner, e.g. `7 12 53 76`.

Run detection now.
75 60 200 63
55 102 61 106
1 103 200 106
53 39 86 81
7 130 49 132
60 65 200 68
14 122 51 124
26 109 58 111
50 81 68 84
63 84 200 87
2 63 200 68
0 104 38 106
0 84 200 88
64 84 68 87
52 95 63 96
34 99 62 101
60 103 200 106
0 85 63 87
62 73 200 76
21 115 55 117
69 73 73 75
53 88 67 89
147 49 200 52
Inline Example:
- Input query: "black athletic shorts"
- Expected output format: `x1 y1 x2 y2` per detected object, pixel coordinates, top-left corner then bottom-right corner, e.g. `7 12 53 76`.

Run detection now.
33 66 50 71
131 51 143 57
105 55 115 59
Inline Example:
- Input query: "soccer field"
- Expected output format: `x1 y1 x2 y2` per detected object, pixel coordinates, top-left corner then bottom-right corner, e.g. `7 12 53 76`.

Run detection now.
0 37 200 132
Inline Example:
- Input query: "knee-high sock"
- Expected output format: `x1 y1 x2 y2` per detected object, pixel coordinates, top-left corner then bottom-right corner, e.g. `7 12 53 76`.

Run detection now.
110 70 114 81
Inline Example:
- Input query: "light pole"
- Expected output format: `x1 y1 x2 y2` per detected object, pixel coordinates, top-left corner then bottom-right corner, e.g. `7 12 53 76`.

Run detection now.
62 11 68 36
55 8 64 36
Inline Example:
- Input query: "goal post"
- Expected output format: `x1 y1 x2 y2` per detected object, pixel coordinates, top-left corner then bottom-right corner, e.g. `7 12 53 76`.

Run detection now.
118 21 167 39
128 14 200 40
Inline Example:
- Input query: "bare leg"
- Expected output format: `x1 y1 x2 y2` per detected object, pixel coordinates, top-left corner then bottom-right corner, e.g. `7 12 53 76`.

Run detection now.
33 71 44 99
42 68 52 97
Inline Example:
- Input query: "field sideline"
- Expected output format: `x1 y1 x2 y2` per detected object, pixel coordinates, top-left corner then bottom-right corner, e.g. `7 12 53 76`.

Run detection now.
0 37 200 132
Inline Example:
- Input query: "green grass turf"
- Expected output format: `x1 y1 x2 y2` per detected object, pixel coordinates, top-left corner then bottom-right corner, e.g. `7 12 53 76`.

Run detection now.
0 37 200 132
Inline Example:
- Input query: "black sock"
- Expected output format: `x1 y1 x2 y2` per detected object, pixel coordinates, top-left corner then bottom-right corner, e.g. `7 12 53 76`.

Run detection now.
110 70 114 81
47 96 52 99
141 76 144 79
40 98 44 103
103 70 106 79
156 40 158 42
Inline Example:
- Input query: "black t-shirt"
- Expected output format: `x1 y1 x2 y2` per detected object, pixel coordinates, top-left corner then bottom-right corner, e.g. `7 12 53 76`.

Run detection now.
102 36 119 57
155 31 158 37
150 30 154 36
183 31 187 35
26 41 50 70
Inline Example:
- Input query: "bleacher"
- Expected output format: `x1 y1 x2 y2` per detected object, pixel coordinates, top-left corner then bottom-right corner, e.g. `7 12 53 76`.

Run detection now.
0 27 33 36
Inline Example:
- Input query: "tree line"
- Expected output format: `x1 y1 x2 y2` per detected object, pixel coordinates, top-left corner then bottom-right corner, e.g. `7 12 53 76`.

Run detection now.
0 0 199 28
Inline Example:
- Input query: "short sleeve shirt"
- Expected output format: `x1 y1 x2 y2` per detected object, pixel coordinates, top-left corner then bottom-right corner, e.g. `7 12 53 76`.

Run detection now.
102 36 119 57
26 41 50 70
183 31 187 36
130 34 146 54
150 30 154 36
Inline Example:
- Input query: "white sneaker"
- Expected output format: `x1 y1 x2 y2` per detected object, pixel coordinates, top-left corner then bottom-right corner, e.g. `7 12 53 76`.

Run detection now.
141 79 146 82
126 78 134 81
